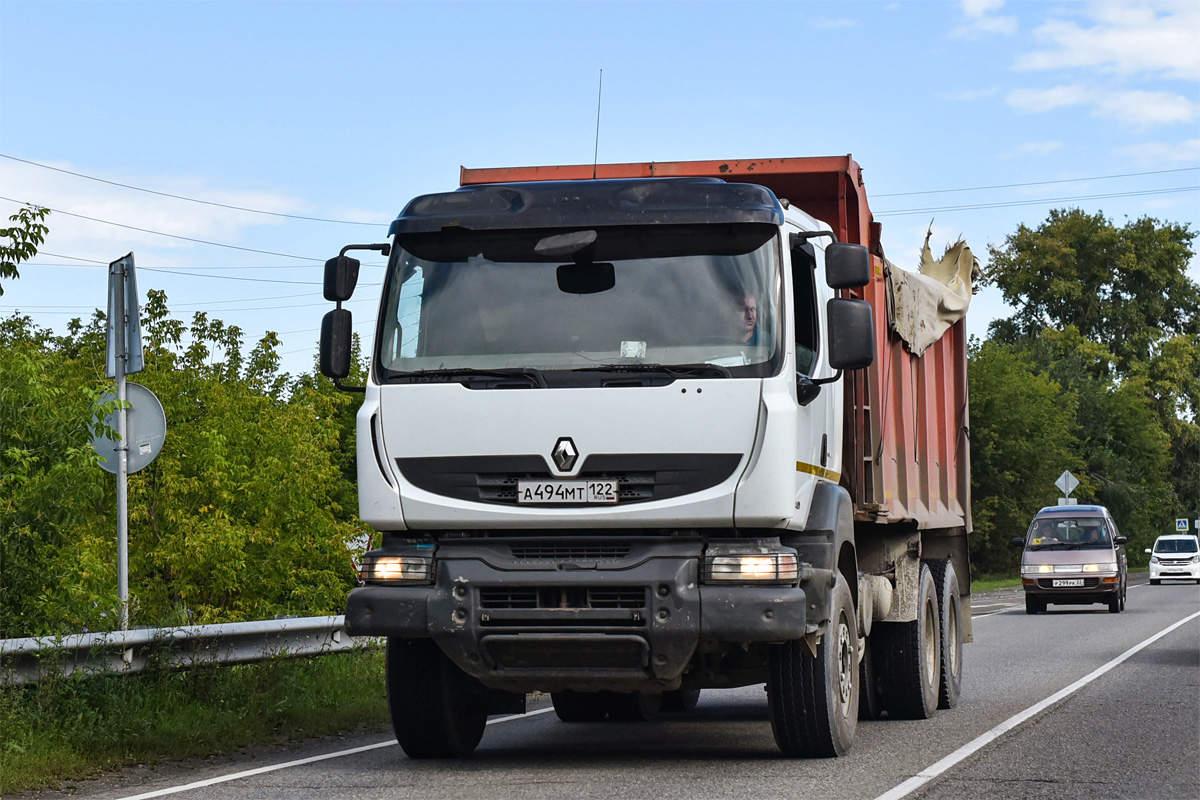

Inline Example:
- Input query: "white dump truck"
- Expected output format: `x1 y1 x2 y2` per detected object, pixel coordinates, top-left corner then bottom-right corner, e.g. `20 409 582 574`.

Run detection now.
320 156 974 759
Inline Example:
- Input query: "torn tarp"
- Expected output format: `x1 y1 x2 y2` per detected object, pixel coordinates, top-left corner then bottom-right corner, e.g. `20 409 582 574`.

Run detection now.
886 231 980 356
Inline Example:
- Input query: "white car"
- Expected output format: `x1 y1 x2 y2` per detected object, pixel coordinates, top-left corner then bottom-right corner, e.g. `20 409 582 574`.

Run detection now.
1146 535 1200 584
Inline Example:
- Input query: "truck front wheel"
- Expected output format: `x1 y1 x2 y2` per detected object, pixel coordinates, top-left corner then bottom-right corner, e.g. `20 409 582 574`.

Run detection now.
767 575 859 757
385 638 488 758
875 563 941 719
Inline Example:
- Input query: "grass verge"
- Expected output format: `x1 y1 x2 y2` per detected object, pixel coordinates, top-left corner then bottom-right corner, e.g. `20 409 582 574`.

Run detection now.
971 573 1022 592
0 646 388 795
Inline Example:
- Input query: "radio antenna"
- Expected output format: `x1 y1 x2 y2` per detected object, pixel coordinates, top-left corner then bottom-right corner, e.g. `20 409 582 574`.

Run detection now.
593 69 603 179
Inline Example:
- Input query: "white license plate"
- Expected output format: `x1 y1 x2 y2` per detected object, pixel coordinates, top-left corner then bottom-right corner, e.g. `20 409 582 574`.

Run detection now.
517 480 619 504
1052 578 1084 588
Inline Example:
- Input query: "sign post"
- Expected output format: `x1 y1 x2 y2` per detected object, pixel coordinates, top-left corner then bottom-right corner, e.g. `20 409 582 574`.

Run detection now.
105 254 144 634
1055 470 1079 506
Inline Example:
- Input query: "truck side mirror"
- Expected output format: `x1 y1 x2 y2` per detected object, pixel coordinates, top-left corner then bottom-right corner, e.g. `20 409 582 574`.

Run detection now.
324 256 361 302
826 298 874 370
320 308 353 379
825 243 870 289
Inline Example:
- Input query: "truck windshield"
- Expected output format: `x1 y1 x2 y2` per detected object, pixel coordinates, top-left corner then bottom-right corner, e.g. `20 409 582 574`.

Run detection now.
376 224 782 383
1027 518 1112 549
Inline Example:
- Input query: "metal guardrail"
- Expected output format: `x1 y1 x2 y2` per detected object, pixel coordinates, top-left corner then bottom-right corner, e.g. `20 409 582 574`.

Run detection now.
1 615 371 686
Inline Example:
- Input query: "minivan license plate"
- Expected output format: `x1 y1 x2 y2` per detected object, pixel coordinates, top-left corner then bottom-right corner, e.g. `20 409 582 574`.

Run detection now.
1052 578 1084 587
517 480 619 504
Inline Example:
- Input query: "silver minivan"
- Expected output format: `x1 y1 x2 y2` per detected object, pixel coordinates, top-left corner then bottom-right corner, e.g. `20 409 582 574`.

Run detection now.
1012 505 1128 614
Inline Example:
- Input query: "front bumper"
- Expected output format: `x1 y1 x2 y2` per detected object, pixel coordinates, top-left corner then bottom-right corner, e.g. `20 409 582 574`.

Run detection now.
1149 562 1200 581
1022 574 1119 604
345 539 807 692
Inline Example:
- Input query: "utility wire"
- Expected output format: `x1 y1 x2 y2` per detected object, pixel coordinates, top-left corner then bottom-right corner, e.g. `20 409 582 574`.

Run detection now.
872 166 1200 197
0 195 324 261
0 153 389 226
875 185 1198 216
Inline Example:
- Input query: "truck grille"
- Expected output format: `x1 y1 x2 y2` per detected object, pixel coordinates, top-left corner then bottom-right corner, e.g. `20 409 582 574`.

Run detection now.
479 586 646 610
395 454 741 506
509 543 631 561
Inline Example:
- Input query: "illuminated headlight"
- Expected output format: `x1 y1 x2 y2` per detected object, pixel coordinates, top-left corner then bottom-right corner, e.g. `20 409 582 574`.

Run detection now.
1022 564 1055 575
1082 563 1117 573
707 553 799 583
360 554 431 584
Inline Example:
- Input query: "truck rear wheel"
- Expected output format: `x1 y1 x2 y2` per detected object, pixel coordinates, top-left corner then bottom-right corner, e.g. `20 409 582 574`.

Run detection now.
385 638 488 758
876 563 940 720
661 688 702 713
606 691 662 721
551 691 610 722
767 575 859 757
924 559 963 709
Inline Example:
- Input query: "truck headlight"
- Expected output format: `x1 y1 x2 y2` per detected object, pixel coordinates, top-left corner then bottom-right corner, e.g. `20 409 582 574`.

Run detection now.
360 553 432 584
707 553 799 583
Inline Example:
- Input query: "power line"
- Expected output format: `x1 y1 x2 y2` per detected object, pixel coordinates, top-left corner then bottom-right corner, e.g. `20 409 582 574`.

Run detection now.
872 167 1200 198
0 153 389 226
0 195 324 261
875 185 1199 217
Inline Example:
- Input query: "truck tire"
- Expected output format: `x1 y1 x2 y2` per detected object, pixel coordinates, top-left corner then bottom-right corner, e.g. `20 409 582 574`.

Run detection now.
661 688 701 713
767 575 859 757
858 636 884 721
924 559 963 710
552 691 610 722
606 691 662 721
876 563 940 720
385 638 488 758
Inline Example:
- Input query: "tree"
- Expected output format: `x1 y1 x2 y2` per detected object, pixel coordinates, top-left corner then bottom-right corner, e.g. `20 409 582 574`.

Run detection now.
967 339 1082 574
986 209 1199 372
2 287 368 636
985 208 1199 540
0 205 50 296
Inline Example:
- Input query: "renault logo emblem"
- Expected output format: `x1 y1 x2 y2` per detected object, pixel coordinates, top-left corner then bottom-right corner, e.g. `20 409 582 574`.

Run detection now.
552 437 578 472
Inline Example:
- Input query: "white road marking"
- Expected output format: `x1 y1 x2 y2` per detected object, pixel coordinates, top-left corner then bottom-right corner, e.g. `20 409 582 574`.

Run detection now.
113 707 557 800
873 609 1200 800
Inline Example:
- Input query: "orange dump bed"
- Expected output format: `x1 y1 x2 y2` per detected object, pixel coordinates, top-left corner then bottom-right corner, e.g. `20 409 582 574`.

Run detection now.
460 157 971 533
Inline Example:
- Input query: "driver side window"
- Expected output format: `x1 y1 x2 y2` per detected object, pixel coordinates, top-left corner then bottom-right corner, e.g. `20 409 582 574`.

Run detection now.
792 242 819 375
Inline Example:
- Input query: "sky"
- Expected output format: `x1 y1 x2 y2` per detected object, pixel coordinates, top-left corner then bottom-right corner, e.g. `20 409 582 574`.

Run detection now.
1 0 1197 379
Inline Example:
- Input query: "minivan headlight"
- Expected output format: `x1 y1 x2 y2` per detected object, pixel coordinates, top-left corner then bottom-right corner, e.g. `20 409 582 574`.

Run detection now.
1082 563 1116 573
1022 564 1054 575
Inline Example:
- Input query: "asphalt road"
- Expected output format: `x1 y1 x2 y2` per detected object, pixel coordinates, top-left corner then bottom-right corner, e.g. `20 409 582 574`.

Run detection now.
41 577 1200 800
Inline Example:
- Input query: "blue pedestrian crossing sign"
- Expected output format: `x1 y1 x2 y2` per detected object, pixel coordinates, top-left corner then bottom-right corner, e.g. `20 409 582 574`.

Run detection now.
1178 519 1190 532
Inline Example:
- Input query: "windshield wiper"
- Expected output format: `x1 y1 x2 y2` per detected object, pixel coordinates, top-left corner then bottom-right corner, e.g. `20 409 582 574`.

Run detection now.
401 367 547 388
572 362 732 379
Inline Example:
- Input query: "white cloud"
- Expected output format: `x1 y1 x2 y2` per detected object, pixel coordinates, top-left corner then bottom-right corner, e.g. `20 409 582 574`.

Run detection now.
944 88 1001 102
1092 90 1200 129
1000 141 1065 159
810 18 858 29
1015 1 1200 80
1114 139 1200 166
1006 85 1089 112
952 0 1017 38
1006 85 1198 131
